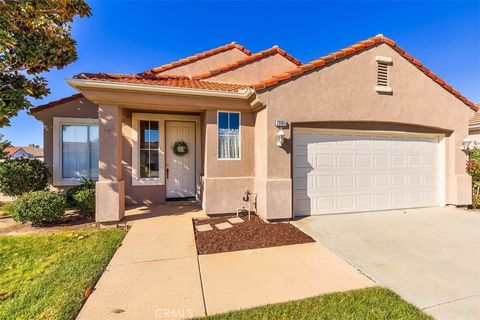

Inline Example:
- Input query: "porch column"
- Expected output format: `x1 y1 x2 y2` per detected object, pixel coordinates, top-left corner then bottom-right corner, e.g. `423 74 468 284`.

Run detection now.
96 104 125 222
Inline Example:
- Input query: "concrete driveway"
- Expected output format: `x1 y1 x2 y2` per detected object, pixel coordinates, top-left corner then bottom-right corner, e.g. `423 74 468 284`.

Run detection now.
293 207 480 320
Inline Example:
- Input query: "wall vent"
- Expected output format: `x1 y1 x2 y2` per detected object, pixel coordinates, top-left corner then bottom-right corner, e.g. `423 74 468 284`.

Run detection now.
375 56 393 93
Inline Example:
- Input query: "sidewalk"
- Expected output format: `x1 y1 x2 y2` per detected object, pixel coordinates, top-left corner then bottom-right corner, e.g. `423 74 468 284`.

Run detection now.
77 205 207 320
77 205 374 319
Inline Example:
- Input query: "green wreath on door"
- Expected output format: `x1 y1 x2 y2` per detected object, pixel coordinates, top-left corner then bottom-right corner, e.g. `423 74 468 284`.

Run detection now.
171 141 189 157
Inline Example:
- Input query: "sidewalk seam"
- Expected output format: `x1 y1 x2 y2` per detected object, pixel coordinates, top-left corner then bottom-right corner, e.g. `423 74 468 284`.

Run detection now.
422 293 480 310
191 218 208 316
109 254 196 267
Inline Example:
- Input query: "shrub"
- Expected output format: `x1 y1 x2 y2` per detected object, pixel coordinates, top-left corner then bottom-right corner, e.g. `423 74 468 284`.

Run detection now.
65 177 96 207
11 191 66 225
74 188 95 218
0 158 50 196
470 148 480 163
466 160 480 182
473 194 480 209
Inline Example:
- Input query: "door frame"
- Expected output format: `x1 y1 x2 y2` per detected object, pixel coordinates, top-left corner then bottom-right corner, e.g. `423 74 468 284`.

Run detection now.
131 113 201 200
165 120 197 199
291 127 446 217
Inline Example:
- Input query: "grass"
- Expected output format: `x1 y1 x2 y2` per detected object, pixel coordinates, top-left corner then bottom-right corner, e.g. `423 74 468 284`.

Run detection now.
197 287 432 320
0 229 126 320
0 202 13 217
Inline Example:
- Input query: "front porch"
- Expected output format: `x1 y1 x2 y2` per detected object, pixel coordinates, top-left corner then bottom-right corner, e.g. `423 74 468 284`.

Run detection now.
66 76 260 223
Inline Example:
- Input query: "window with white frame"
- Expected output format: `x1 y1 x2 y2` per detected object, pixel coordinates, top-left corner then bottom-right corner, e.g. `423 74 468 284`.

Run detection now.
61 124 99 179
53 117 99 186
139 120 160 178
218 111 240 159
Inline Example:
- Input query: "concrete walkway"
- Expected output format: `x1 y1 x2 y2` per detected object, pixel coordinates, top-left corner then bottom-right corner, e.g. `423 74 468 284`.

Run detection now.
77 205 206 320
293 207 480 320
78 205 374 320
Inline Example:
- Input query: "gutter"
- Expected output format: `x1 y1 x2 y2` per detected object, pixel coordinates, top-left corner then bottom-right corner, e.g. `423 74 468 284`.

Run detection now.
469 124 480 130
66 78 255 100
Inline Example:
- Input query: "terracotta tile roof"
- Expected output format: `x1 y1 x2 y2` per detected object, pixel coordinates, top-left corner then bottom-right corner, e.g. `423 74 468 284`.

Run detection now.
469 106 480 125
143 42 252 75
192 46 301 79
30 93 84 114
251 35 477 111
20 146 43 158
3 146 43 158
4 146 20 156
73 72 249 92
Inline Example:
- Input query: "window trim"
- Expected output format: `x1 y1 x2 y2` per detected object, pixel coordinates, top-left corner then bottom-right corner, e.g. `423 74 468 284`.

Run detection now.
132 114 165 186
52 117 99 186
139 120 161 179
217 111 241 160
131 113 201 188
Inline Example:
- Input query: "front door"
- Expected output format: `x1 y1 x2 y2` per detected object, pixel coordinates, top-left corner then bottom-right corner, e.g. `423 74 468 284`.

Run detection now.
166 121 196 198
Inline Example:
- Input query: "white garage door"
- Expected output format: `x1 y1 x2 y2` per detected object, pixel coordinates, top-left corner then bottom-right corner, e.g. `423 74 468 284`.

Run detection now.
293 129 443 216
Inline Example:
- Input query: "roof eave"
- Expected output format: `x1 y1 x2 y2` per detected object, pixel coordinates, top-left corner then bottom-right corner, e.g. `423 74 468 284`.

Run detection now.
66 78 255 100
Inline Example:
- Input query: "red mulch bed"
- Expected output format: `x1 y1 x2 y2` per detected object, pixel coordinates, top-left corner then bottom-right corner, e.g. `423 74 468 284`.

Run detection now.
193 215 315 255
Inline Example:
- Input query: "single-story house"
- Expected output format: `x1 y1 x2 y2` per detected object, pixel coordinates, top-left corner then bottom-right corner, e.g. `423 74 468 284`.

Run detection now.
4 146 44 161
30 35 477 222
467 109 480 148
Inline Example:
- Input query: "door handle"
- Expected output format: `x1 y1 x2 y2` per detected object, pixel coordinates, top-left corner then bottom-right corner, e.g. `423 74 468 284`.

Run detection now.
166 168 169 179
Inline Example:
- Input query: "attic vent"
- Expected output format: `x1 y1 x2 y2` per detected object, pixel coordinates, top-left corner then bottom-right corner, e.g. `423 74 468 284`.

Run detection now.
375 56 393 93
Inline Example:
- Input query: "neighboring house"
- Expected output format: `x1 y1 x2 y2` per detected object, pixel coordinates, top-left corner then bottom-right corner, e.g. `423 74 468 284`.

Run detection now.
4 146 44 161
468 108 480 148
30 35 477 223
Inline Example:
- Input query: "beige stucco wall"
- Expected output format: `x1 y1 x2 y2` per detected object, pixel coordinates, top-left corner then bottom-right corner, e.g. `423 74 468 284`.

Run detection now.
31 97 98 190
202 109 256 214
205 54 298 84
156 48 248 76
256 43 473 219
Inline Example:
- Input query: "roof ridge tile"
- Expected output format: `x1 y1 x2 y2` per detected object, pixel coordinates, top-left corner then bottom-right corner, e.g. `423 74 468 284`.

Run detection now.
142 43 252 75
192 46 301 80
251 34 477 111
30 93 85 114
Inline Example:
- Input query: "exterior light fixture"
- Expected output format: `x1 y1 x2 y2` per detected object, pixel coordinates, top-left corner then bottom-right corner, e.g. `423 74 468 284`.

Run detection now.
461 137 472 152
276 128 285 147
275 119 288 147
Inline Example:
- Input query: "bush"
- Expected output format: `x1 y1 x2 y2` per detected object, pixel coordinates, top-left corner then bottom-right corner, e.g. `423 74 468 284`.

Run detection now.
65 177 96 207
470 148 480 163
473 194 480 209
74 188 95 218
11 191 66 225
0 158 50 196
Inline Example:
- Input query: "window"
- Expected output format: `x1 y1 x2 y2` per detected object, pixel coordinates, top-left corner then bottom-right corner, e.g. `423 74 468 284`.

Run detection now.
61 124 99 179
218 111 240 159
139 120 159 178
53 118 99 185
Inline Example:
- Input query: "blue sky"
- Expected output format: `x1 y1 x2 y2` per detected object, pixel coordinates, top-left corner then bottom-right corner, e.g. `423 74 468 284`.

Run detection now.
2 0 479 147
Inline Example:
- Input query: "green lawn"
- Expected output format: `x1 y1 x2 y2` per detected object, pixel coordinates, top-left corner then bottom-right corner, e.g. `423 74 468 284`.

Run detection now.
198 287 432 320
0 202 13 217
0 229 125 320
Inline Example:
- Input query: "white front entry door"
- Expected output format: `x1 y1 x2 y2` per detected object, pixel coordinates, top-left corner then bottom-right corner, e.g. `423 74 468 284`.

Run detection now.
293 129 442 216
166 121 196 198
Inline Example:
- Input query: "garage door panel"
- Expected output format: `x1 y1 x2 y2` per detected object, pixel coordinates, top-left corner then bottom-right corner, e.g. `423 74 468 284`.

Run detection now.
293 130 440 216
